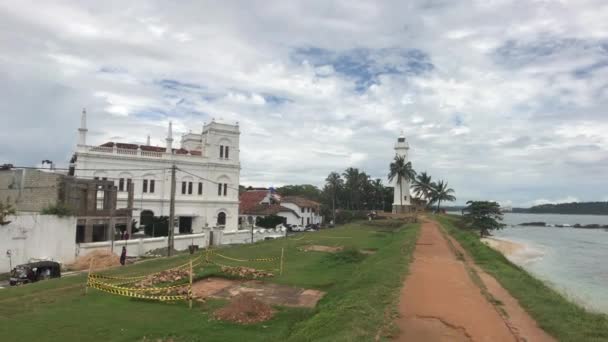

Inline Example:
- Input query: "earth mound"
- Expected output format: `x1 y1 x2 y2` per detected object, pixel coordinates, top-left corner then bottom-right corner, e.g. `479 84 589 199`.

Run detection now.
214 294 275 324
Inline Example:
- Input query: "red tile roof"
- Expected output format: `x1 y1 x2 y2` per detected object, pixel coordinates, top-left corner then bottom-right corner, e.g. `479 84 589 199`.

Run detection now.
282 196 320 208
239 190 268 214
243 204 300 217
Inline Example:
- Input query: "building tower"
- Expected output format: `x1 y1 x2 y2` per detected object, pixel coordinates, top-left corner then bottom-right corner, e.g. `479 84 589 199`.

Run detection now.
166 121 173 154
392 131 411 213
78 108 88 146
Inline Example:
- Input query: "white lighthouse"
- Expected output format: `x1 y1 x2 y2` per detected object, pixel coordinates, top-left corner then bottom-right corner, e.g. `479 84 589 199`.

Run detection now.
392 131 411 213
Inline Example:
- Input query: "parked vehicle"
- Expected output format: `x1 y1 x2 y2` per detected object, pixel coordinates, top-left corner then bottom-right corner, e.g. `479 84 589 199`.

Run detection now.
9 261 61 286
305 223 320 231
291 225 306 232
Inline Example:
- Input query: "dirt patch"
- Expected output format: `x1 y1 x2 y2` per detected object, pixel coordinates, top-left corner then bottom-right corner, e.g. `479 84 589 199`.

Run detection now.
191 277 241 298
214 294 275 324
300 245 343 253
67 250 120 271
192 277 325 308
133 269 190 288
219 265 274 279
360 249 377 255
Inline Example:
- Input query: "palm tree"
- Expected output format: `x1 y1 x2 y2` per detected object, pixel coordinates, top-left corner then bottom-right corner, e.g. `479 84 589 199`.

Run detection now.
325 172 343 224
431 180 456 212
371 178 384 210
342 167 361 210
388 155 416 213
412 171 433 204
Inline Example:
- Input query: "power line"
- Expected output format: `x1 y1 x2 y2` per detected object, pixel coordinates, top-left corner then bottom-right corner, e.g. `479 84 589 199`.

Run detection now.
0 186 57 190
9 166 171 172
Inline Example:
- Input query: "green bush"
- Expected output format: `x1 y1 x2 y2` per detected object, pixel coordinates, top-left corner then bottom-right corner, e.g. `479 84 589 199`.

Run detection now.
255 214 285 228
334 210 368 224
40 203 74 217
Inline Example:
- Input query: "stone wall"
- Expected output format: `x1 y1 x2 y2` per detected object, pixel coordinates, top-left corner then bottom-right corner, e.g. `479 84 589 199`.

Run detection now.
0 169 62 212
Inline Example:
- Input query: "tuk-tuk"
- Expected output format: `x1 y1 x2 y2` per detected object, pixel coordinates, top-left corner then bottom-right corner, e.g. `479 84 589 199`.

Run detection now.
9 261 61 286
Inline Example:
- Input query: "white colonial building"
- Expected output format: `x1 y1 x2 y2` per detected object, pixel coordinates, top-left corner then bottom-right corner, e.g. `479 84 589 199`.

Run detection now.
71 109 241 234
391 132 412 213
239 189 322 229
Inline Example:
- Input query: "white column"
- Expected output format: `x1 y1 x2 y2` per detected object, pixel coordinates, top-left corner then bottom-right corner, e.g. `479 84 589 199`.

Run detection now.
165 121 173 154
78 108 88 146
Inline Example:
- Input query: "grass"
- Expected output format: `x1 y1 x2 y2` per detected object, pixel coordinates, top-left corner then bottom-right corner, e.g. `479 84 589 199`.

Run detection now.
0 221 419 342
436 214 608 342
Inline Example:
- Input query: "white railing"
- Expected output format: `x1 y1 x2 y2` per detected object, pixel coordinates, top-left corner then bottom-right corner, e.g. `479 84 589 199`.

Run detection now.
141 150 163 158
117 148 137 155
89 146 113 153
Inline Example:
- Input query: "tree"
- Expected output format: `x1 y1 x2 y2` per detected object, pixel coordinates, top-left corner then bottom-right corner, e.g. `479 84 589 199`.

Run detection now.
462 201 505 237
343 167 362 210
430 180 456 212
276 184 322 202
371 178 385 210
412 171 433 204
325 172 343 224
0 197 16 226
388 155 416 213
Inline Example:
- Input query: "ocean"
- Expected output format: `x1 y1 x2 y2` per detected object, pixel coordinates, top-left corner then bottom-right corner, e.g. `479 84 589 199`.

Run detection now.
450 212 608 314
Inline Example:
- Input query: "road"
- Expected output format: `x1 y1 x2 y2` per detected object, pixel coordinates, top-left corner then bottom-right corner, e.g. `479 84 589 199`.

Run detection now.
394 219 554 342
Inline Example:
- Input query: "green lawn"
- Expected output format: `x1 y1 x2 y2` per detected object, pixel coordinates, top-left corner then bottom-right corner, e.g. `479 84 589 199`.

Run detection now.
0 221 419 342
436 215 608 342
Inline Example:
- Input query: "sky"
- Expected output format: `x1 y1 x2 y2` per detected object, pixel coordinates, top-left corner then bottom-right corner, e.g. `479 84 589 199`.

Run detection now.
1 0 607 207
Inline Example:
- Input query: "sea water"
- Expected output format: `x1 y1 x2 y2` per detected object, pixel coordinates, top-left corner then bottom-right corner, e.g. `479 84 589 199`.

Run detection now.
490 213 608 313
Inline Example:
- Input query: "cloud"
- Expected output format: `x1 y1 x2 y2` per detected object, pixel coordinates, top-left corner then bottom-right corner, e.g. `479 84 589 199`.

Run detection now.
1 0 608 206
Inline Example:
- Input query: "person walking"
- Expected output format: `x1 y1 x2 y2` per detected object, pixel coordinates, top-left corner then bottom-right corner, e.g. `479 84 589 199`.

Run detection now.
120 246 127 266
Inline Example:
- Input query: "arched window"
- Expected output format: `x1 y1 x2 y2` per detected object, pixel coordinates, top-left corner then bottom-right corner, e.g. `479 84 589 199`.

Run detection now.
217 212 226 226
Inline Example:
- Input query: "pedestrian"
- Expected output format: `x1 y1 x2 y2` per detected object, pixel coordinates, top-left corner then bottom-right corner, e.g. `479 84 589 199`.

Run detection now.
120 246 127 266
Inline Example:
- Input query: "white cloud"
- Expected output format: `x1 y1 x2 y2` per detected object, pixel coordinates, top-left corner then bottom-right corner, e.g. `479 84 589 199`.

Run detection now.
1 0 608 206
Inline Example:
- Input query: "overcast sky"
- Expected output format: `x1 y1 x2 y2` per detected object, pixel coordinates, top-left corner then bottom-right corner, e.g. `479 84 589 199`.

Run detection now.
1 1 607 206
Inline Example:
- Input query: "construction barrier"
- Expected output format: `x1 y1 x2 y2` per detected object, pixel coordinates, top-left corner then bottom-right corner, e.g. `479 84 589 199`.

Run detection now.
87 248 284 304
89 278 187 292
88 281 188 301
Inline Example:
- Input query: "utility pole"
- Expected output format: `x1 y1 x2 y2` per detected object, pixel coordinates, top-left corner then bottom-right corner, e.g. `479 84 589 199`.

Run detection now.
168 164 176 256
109 187 116 253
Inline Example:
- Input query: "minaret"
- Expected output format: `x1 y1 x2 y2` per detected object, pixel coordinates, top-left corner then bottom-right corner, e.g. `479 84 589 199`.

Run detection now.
78 108 88 146
392 131 411 213
146 135 151 146
166 121 174 154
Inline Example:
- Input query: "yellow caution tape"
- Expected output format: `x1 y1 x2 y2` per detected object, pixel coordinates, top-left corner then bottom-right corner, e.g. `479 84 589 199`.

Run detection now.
89 281 188 301
89 279 187 292
89 253 204 281
212 252 278 263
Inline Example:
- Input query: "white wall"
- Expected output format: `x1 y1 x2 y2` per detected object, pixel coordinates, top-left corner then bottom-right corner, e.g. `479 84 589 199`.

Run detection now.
0 214 77 272
220 228 286 245
77 233 208 258
281 203 322 225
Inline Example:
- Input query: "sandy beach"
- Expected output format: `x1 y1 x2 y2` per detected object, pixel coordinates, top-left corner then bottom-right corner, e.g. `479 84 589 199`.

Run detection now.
481 237 525 256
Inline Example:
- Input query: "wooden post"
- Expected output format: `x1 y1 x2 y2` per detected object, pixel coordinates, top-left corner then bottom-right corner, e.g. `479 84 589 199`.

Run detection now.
85 257 94 295
279 247 284 276
189 259 193 309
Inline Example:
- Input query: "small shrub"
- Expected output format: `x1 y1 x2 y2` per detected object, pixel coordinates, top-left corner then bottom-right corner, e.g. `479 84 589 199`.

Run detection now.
325 248 366 264
367 220 404 229
41 203 74 217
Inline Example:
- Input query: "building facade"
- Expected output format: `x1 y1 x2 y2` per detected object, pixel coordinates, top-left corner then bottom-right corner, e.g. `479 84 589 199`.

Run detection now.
392 132 412 213
71 110 241 234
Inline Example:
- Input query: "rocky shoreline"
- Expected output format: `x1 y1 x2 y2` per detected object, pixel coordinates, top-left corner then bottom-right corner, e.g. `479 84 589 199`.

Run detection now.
519 222 608 229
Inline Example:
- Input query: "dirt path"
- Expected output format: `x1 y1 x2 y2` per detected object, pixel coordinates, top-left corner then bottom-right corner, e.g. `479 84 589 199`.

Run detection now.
394 219 554 342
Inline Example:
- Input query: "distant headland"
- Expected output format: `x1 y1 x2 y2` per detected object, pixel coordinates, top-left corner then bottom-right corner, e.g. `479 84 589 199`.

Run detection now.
445 201 608 216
